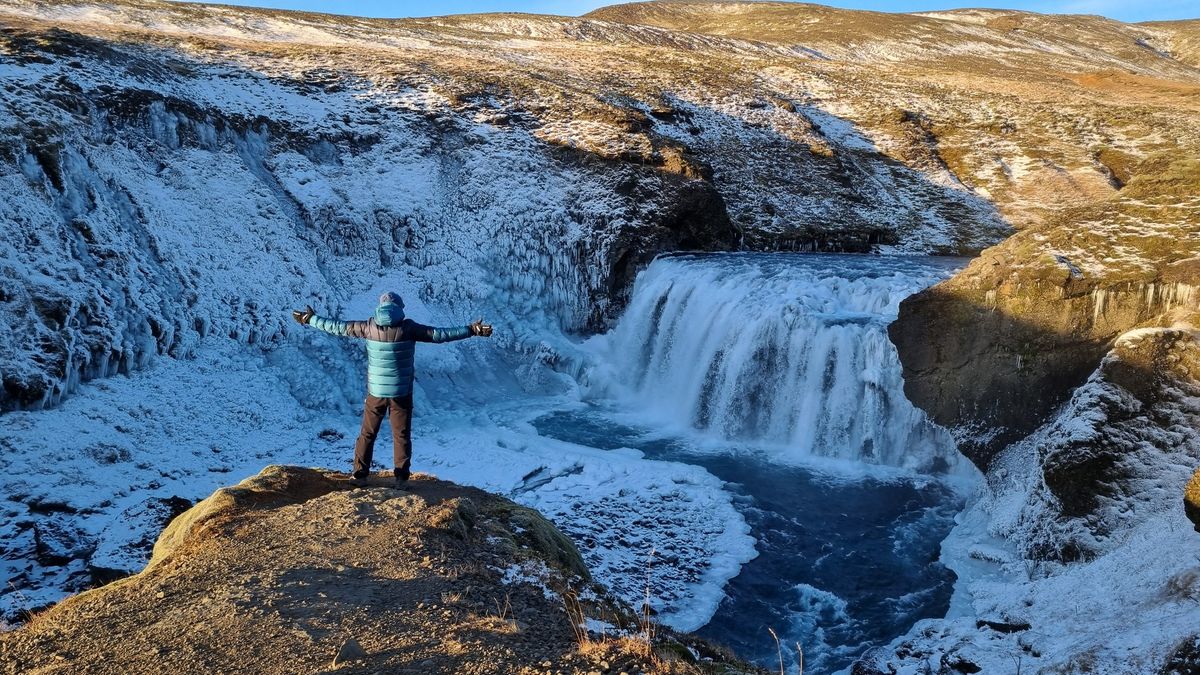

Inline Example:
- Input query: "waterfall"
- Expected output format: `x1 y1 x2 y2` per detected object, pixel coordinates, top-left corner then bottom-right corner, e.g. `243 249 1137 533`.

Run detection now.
590 253 962 471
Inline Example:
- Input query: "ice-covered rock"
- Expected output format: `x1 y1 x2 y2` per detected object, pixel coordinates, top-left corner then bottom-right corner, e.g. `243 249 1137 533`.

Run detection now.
891 159 1200 470
0 0 1019 413
863 321 1200 672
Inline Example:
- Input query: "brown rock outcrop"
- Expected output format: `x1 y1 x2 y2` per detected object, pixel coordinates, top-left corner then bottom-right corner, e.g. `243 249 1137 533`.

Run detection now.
1015 322 1200 562
0 466 757 675
1187 468 1200 533
890 157 1200 470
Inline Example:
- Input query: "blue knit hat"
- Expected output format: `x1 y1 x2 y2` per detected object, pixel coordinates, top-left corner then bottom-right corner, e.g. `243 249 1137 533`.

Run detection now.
379 291 404 307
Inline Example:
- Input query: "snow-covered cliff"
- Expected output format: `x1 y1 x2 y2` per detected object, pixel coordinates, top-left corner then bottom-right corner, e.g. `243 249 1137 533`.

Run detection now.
0 25 728 411
0 0 1013 412
862 319 1200 674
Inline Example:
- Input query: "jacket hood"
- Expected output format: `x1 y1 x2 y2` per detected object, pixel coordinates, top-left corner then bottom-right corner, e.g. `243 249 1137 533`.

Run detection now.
375 301 405 326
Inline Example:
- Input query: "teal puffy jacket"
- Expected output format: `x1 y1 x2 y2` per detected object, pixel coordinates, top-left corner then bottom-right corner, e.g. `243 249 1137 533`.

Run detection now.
307 299 472 398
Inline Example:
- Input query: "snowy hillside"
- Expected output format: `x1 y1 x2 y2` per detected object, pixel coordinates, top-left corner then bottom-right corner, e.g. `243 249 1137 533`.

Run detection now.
0 16 760 628
0 0 1025 412
1 1 1199 673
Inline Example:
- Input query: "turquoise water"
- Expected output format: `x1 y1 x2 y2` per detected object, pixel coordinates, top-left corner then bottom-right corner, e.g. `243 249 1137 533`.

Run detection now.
532 406 959 674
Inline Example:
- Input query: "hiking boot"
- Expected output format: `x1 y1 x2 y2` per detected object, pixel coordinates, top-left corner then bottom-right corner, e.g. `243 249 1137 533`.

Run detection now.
350 471 369 487
394 470 410 487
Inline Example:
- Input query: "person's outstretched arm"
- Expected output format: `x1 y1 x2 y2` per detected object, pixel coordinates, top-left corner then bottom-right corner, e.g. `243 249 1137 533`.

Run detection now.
292 305 369 338
404 318 493 343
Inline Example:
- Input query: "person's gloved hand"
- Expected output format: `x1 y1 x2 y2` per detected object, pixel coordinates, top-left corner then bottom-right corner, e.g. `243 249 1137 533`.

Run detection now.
470 318 493 337
292 305 314 326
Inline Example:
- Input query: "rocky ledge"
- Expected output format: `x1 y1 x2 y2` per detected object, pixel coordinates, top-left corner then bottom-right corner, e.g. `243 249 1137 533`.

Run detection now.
0 466 758 675
890 156 1200 471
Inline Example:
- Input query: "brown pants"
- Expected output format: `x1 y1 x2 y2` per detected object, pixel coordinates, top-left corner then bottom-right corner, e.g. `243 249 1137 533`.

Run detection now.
353 394 413 478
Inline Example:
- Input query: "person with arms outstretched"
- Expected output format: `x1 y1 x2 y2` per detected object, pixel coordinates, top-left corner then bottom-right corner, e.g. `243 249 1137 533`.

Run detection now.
293 291 492 486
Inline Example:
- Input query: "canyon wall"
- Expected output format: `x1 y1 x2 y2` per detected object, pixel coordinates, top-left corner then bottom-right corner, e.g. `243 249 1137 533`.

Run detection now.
0 3 1010 412
890 157 1200 469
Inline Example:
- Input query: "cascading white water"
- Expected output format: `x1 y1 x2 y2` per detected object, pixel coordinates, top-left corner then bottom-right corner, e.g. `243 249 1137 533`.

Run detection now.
589 253 963 471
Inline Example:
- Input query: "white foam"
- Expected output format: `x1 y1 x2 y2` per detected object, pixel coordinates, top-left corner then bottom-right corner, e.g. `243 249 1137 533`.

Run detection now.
585 253 964 473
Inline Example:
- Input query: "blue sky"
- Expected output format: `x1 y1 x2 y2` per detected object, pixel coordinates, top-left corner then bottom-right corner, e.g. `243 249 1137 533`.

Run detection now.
175 0 1197 23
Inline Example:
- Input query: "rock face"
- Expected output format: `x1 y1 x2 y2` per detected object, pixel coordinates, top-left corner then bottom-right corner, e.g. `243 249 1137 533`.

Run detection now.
891 158 1200 470
858 321 1200 674
1186 468 1200 533
0 466 757 675
878 146 1200 671
1016 321 1200 563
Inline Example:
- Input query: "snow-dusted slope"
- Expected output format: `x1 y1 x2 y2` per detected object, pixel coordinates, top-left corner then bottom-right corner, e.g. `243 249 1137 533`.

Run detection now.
862 321 1200 673
593 1 1200 232
593 2 1200 78
0 25 726 410
0 15 760 626
0 0 1017 412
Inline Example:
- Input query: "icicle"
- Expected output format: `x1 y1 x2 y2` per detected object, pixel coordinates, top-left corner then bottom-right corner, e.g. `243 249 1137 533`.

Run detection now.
1092 288 1107 325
